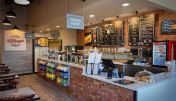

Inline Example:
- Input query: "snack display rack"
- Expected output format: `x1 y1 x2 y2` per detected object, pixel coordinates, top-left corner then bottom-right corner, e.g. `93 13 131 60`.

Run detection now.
38 59 70 86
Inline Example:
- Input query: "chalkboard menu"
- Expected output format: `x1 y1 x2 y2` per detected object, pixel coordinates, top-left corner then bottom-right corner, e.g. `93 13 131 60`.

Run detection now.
161 18 176 34
128 17 140 46
128 14 155 46
92 21 124 46
114 21 124 46
140 14 154 45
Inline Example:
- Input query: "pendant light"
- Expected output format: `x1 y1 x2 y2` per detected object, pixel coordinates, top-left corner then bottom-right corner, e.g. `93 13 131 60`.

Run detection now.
5 0 17 18
2 17 12 25
13 25 19 30
6 9 17 18
14 0 31 5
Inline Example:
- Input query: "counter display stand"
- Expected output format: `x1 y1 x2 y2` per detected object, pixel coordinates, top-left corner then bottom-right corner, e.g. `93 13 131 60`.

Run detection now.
37 59 70 87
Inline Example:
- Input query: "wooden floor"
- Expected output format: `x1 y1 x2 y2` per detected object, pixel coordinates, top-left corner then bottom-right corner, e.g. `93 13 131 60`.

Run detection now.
18 74 77 101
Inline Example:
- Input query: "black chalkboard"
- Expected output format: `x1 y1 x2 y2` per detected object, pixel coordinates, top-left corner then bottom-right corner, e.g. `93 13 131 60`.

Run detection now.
91 22 124 46
161 18 176 34
140 14 154 45
128 17 140 46
114 21 124 46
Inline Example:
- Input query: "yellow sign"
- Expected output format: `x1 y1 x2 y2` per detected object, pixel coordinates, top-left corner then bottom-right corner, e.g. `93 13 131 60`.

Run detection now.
35 37 48 47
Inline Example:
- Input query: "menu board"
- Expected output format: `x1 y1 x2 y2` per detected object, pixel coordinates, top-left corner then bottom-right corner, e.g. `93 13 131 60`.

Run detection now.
114 21 124 46
128 14 155 46
128 17 140 46
140 14 154 45
92 22 124 46
104 24 115 45
161 18 176 34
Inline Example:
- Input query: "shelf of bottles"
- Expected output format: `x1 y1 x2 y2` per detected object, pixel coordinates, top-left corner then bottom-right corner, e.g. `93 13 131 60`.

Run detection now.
38 60 48 77
46 62 56 80
55 64 70 86
38 59 70 87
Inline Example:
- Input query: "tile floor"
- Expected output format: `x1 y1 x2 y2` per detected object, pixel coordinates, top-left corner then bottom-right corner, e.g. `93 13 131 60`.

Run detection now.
18 74 77 101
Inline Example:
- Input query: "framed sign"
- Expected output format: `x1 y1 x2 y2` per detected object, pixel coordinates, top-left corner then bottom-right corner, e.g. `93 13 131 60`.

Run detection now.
5 30 26 51
48 39 62 51
25 32 35 39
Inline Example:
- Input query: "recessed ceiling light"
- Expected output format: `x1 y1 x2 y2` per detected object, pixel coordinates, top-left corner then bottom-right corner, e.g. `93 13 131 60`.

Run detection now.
122 3 130 7
46 28 50 31
89 14 95 18
56 26 60 28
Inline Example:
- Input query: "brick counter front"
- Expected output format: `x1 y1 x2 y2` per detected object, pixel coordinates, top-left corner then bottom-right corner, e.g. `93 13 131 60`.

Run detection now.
69 66 135 101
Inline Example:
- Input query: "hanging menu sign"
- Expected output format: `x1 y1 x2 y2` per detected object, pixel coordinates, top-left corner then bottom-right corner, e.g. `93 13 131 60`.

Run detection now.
140 14 154 45
161 18 176 34
128 17 140 46
67 14 84 29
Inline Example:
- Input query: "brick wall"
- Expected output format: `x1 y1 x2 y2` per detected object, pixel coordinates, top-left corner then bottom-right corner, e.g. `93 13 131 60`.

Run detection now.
77 11 176 49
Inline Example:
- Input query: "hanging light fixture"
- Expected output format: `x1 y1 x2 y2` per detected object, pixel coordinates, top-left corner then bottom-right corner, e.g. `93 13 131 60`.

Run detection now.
13 25 19 30
6 9 17 18
14 0 32 5
5 0 17 18
2 17 12 25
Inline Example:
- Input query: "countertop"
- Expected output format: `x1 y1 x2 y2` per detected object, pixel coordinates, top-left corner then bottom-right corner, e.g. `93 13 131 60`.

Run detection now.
82 74 147 91
82 72 176 91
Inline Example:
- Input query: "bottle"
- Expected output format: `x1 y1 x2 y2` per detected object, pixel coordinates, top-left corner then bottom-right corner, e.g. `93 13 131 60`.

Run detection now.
113 68 119 78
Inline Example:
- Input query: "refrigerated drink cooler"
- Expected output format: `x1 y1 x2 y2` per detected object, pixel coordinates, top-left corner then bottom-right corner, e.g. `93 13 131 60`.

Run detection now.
152 41 176 67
